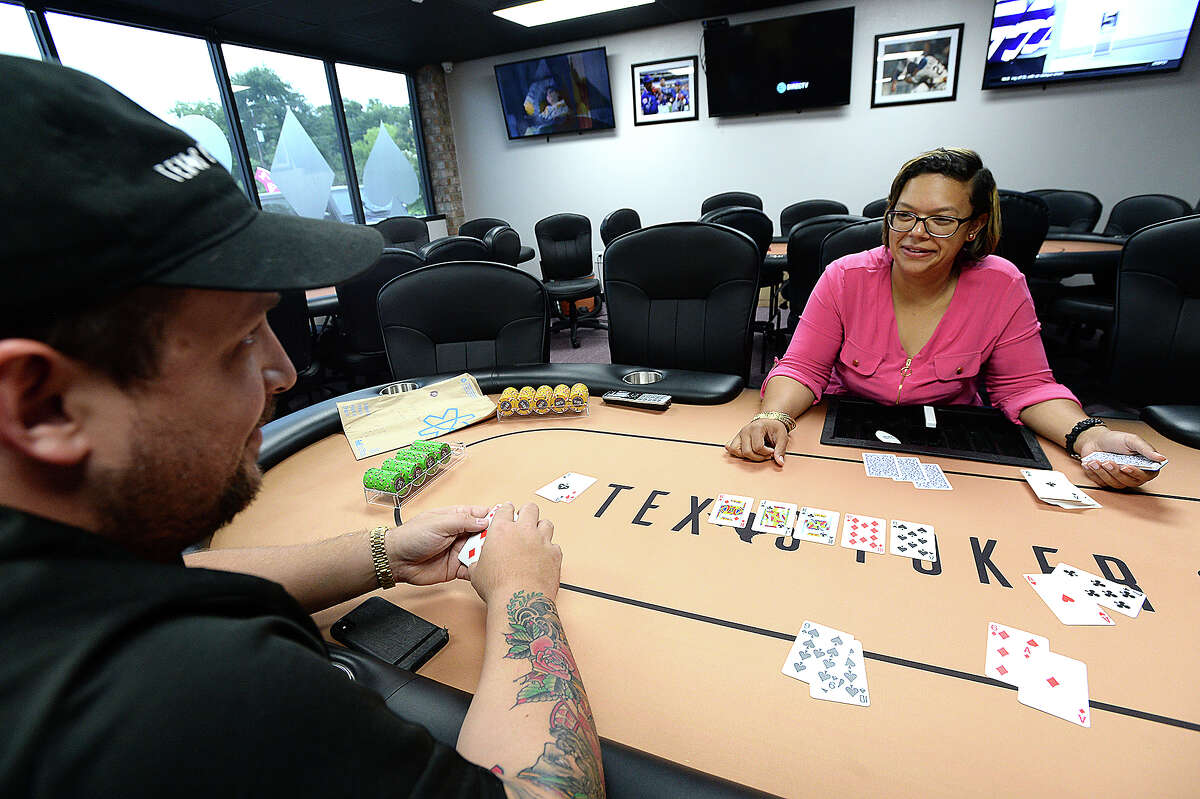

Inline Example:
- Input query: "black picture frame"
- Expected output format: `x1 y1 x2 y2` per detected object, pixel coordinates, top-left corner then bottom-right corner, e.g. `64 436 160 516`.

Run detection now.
871 24 964 108
630 55 699 126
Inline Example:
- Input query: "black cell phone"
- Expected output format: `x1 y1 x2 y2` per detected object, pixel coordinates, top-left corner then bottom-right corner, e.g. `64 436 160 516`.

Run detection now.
330 597 449 672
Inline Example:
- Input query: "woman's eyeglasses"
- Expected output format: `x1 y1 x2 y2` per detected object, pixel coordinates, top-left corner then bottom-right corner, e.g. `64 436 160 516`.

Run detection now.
885 210 974 238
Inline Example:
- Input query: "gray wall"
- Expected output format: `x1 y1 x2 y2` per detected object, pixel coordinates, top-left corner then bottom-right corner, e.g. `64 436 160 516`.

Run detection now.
446 0 1200 271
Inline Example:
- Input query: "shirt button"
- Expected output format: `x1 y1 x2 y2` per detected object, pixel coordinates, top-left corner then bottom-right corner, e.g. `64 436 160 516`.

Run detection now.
852 359 859 366
956 366 963 375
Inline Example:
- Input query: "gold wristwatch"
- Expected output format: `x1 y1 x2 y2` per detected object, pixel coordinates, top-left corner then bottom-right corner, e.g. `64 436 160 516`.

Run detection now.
752 411 797 432
369 525 396 589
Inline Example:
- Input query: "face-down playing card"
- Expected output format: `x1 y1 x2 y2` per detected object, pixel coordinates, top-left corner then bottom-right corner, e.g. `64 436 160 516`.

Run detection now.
889 519 937 562
841 513 886 554
983 621 1049 686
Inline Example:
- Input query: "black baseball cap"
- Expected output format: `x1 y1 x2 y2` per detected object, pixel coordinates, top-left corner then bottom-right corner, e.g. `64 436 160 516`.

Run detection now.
0 55 384 313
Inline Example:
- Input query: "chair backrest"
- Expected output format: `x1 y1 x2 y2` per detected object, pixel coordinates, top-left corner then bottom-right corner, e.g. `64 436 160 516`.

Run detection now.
482 225 521 266
534 213 593 280
699 205 773 261
786 214 868 307
335 248 424 355
1103 194 1193 237
701 191 762 215
604 222 760 379
995 190 1050 273
861 198 889 218
779 199 850 237
1029 189 1102 233
419 235 489 265
600 208 642 246
377 262 550 378
1109 214 1200 405
266 289 314 373
458 217 508 239
371 216 429 250
819 218 886 269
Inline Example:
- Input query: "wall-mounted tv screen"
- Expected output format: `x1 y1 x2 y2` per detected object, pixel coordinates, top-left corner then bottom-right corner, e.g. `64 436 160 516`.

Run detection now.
494 46 615 139
704 7 854 117
983 0 1200 89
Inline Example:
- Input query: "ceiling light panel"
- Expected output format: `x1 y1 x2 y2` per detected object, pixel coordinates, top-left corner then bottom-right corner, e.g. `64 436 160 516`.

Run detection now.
494 0 654 27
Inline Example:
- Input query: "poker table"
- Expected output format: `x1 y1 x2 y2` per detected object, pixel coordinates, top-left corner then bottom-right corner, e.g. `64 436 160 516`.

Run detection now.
214 375 1200 798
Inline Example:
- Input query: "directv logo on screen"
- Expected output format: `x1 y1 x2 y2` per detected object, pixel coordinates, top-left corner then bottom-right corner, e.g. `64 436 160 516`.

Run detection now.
776 81 811 93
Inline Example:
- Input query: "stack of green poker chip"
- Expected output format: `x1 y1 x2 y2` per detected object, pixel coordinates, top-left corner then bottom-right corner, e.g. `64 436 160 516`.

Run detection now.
409 439 452 465
392 448 439 476
381 456 425 487
363 468 404 494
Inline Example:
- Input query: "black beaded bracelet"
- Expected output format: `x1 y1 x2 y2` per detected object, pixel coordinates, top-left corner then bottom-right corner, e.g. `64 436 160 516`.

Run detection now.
1065 417 1107 459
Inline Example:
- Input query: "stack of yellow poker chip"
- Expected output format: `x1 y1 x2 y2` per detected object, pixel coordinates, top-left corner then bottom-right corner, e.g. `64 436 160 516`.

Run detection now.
569 383 589 412
515 386 536 416
533 385 553 414
551 384 570 413
497 387 518 418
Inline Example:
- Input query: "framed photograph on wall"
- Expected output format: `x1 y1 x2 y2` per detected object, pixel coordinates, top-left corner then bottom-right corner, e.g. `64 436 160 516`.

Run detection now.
631 56 699 125
871 24 963 108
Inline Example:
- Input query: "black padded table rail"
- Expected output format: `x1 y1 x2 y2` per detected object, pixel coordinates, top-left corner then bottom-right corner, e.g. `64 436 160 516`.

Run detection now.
820 397 1052 469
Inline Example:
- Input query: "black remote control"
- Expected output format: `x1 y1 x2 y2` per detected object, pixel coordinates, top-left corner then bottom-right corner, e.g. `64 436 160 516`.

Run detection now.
601 390 672 410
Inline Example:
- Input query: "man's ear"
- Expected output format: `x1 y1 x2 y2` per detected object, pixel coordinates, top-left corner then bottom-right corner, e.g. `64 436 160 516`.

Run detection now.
0 340 92 466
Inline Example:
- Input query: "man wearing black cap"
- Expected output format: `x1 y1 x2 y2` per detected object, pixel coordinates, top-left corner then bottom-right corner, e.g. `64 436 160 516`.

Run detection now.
0 56 603 798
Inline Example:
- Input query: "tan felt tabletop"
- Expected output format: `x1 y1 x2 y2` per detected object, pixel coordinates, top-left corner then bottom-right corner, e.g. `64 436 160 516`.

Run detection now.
214 393 1200 798
1038 239 1125 255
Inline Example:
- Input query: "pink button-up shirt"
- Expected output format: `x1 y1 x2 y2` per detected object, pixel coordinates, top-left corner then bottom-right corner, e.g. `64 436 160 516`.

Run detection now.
764 246 1078 423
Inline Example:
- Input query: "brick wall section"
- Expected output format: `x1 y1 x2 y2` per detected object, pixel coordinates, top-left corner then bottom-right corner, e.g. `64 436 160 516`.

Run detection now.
415 65 465 234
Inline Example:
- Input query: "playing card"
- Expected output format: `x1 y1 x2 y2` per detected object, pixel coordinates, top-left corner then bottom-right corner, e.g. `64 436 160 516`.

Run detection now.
1080 451 1166 471
862 452 900 479
708 494 754 527
1046 493 1103 510
894 456 924 483
796 507 839 545
1024 573 1115 626
983 621 1049 686
458 503 506 567
1020 469 1091 503
841 513 886 554
780 620 855 684
888 519 937 562
751 500 797 534
534 472 597 503
1017 652 1091 728
1051 563 1147 618
810 639 870 707
913 462 953 491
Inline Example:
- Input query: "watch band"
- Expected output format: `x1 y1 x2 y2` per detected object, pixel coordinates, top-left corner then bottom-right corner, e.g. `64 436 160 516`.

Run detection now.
752 411 797 432
369 525 396 590
1065 417 1107 459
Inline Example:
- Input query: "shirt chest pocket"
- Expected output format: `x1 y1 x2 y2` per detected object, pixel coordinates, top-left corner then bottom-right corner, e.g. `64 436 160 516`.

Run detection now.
839 340 884 377
932 351 982 382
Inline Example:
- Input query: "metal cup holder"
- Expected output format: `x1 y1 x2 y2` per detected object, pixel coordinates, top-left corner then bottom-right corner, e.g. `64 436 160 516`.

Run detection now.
622 370 664 385
379 381 420 395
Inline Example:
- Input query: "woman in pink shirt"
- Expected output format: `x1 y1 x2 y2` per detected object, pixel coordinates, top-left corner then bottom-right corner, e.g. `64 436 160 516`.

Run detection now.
727 148 1164 489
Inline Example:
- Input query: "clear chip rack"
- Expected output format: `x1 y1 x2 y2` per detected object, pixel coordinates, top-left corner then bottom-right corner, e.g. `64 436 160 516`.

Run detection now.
363 441 467 524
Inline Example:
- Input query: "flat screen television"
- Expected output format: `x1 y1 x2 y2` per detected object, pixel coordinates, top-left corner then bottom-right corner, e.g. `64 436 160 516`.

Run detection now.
494 46 615 139
703 7 854 117
983 0 1200 89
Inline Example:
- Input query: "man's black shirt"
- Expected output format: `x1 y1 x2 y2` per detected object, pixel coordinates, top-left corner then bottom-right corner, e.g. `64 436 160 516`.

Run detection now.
0 506 505 797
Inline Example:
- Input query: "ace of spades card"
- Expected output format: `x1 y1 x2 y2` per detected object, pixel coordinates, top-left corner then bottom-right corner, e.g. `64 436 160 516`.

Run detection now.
888 519 938 563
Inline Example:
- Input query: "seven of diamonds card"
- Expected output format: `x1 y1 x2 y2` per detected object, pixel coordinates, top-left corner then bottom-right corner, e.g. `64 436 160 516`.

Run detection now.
841 513 886 554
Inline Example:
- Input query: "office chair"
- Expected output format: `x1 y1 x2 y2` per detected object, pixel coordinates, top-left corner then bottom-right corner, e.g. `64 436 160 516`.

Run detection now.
779 199 849 238
332 248 425 386
535 212 605 348
861 198 889 218
701 191 763 215
377 262 550 378
700 205 776 370
819 218 886 269
1101 194 1193 237
371 216 430 250
482 225 521 266
418 235 489 265
783 214 868 328
600 208 642 246
1029 189 1102 234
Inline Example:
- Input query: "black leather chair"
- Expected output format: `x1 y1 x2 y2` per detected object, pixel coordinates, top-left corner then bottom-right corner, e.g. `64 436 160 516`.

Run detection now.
1029 189 1102 234
371 216 429 250
332 248 425 386
459 216 535 263
482 225 521 266
862 198 889 218
701 191 762 215
779 199 849 238
1101 194 1193 237
600 208 642 246
267 289 323 413
377 262 550 378
1107 215 1200 447
418 235 489 265
699 206 776 370
819 218 885 269
783 214 868 328
604 222 760 381
535 212 606 348
995 190 1051 274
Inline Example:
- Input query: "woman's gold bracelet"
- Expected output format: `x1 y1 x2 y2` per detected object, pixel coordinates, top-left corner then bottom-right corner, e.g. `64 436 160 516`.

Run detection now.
752 411 796 432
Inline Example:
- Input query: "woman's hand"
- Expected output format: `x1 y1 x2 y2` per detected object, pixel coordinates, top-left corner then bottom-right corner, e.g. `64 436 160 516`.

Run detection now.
726 418 790 466
1075 428 1165 489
